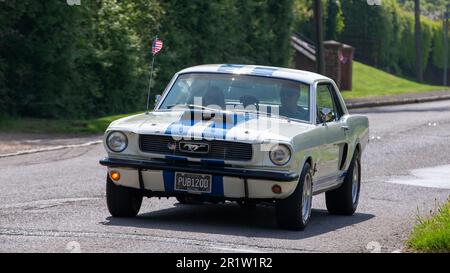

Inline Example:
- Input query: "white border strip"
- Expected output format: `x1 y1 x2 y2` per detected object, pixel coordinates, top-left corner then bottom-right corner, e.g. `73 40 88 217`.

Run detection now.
0 140 102 159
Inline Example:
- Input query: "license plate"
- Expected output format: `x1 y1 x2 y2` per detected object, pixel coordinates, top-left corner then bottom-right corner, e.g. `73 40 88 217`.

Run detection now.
174 172 212 194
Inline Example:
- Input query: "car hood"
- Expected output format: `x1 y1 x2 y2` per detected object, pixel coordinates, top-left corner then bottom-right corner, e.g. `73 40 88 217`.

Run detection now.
108 111 313 143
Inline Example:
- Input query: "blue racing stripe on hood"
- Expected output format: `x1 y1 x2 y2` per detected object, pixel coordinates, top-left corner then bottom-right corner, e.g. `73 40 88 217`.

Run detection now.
202 112 255 140
164 111 203 137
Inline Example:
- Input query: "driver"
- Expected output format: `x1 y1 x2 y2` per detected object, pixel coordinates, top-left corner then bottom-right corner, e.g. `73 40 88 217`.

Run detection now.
279 84 309 120
202 86 225 109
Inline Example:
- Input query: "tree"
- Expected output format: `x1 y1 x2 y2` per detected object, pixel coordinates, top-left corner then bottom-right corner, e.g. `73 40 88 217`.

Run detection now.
398 0 448 20
326 0 344 40
415 0 423 82
314 0 324 74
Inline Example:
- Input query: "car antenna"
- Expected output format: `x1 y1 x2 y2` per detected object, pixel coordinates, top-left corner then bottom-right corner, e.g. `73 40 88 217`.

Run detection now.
146 35 164 115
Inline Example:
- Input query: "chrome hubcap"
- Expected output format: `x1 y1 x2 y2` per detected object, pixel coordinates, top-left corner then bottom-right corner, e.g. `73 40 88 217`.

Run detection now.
302 173 313 222
351 161 359 205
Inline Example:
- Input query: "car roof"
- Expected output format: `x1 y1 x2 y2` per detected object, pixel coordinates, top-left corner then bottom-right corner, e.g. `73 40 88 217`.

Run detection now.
178 64 332 85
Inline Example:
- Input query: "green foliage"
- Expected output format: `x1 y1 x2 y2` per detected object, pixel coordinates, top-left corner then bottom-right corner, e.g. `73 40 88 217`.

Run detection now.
292 0 313 38
339 0 390 68
293 0 345 41
0 1 86 117
155 0 294 94
325 0 345 40
339 0 447 78
398 0 448 20
408 199 450 252
79 0 162 118
0 0 295 119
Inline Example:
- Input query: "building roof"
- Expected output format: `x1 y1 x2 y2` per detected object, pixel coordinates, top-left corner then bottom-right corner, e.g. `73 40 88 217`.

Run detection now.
178 64 332 84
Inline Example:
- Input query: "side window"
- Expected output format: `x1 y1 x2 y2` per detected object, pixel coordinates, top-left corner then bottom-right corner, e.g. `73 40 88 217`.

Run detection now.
328 84 345 120
316 84 337 124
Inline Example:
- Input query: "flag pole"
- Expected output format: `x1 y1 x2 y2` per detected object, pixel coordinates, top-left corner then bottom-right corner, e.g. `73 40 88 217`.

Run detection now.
146 35 157 114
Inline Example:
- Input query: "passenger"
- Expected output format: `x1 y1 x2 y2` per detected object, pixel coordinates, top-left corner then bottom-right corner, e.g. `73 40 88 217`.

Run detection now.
279 84 309 120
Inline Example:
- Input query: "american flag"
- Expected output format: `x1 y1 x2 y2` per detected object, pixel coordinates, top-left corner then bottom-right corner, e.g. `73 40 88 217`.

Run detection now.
152 38 163 56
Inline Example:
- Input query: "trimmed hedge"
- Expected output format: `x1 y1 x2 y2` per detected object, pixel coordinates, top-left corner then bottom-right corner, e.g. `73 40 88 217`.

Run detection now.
339 0 446 77
0 0 294 119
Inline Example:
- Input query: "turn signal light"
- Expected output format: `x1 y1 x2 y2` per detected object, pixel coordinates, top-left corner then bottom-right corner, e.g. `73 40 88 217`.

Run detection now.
110 171 121 181
272 185 282 194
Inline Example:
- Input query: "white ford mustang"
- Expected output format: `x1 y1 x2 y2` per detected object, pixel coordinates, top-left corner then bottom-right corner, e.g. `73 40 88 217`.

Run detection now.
100 64 369 230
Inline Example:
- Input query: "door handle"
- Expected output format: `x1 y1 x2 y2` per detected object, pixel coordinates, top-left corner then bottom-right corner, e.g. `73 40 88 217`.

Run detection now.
341 126 350 131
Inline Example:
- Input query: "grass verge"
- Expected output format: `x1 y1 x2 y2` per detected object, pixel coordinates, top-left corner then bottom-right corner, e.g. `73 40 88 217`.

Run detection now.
0 112 141 135
407 198 450 253
342 61 447 99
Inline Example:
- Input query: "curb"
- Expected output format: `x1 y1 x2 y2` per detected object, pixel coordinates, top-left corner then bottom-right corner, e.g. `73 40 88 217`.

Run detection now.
0 140 102 159
346 94 450 109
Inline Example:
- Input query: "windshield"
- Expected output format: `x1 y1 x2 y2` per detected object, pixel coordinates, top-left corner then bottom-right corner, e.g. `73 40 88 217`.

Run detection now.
158 73 311 122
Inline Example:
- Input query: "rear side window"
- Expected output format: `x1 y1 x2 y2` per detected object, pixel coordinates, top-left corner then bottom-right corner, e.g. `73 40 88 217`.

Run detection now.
316 83 344 123
328 84 344 119
316 84 335 123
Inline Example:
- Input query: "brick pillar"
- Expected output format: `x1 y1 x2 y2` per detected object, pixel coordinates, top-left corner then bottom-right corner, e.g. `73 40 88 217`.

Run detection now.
340 44 355 91
323 40 343 88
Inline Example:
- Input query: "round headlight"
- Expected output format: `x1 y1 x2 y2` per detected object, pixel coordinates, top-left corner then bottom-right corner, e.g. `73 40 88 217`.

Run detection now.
107 131 128 153
270 144 291 166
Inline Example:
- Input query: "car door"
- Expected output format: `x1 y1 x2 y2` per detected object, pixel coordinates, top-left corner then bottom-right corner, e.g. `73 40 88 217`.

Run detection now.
314 82 348 190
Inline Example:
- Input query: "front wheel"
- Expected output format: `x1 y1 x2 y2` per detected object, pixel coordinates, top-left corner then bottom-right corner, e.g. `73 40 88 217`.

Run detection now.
325 149 361 215
275 163 313 230
106 177 143 217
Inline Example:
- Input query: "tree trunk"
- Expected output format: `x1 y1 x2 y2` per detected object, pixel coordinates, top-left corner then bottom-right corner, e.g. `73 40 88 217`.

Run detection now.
314 0 324 74
415 0 423 82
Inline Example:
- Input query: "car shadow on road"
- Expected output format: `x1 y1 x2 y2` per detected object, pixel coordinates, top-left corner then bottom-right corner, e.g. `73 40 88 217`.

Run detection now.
102 202 374 240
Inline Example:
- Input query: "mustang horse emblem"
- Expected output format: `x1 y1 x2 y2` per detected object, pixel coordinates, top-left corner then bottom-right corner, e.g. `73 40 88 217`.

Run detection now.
179 142 209 153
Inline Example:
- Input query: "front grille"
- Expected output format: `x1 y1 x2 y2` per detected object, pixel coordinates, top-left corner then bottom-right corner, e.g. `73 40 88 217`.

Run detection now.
139 135 253 161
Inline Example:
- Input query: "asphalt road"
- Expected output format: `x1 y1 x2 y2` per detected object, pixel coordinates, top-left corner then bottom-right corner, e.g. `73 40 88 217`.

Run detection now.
1 100 450 253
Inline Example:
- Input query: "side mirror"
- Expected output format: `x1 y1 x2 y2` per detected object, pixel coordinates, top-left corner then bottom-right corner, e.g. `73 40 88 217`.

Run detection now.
155 94 162 104
320 107 335 124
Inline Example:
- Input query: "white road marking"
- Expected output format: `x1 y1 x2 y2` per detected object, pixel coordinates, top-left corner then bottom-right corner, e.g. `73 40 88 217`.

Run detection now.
0 197 102 210
209 246 264 253
387 164 450 189
0 140 102 158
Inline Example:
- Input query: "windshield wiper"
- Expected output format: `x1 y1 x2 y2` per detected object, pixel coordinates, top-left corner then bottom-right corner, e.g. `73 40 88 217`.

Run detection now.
164 104 220 112
232 108 281 118
186 104 222 112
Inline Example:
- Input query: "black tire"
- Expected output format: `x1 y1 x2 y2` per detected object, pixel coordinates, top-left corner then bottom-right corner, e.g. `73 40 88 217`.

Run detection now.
326 149 361 215
106 177 143 217
275 163 313 230
176 196 204 205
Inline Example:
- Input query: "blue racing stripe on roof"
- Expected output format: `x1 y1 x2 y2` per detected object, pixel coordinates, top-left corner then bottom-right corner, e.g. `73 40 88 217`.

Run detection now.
218 64 245 73
251 67 278 76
